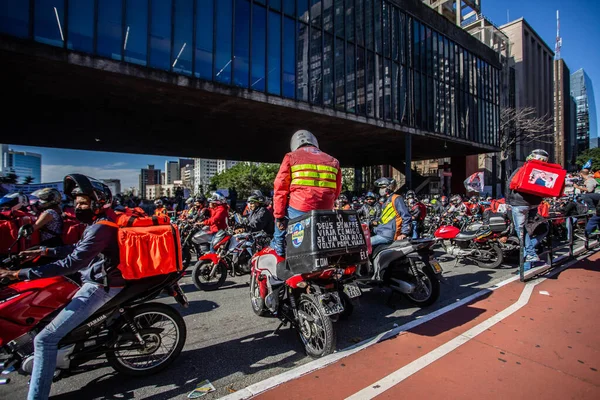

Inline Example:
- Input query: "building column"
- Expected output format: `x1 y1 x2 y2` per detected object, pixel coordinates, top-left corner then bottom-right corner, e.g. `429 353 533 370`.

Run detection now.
354 167 363 193
405 133 412 190
450 156 467 194
455 0 461 26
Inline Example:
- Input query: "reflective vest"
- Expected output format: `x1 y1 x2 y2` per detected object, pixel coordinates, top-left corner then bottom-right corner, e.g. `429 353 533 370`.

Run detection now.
273 146 342 219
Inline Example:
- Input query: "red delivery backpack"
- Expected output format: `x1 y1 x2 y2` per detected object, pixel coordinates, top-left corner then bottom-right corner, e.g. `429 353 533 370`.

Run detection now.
509 160 566 198
98 212 182 280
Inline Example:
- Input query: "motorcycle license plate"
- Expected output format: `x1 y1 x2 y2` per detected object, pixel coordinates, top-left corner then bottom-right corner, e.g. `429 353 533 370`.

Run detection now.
430 259 443 274
318 293 344 316
343 283 362 299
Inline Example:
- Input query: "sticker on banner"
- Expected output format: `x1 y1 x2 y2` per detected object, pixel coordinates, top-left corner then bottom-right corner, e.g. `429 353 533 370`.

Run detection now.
291 223 305 248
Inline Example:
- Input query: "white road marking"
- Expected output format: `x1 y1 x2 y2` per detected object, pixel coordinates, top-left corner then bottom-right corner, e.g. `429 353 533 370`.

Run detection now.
345 282 537 400
220 247 593 400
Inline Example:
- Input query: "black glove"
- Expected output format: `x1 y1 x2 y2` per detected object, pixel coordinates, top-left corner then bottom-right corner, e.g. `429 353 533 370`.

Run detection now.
276 218 288 231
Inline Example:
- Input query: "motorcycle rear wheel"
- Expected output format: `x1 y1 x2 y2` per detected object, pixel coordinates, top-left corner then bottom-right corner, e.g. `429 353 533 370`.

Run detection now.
297 294 335 358
473 243 504 269
192 259 227 291
106 303 186 376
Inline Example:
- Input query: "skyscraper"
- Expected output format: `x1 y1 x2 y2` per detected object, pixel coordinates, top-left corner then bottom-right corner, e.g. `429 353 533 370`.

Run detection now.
164 161 180 185
571 69 598 153
139 165 161 199
0 145 42 183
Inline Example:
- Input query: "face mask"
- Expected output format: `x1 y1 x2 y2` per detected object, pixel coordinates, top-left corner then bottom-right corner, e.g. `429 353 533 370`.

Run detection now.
76 208 95 224
379 188 387 197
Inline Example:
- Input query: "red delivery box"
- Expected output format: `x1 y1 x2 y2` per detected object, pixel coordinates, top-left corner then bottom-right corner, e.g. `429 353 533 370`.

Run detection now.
509 160 566 198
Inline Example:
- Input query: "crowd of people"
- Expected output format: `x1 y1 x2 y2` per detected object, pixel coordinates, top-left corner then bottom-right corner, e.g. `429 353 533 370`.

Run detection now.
0 130 599 399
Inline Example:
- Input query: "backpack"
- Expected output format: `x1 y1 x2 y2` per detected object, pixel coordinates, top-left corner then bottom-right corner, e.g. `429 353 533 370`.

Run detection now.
61 213 87 245
537 202 550 218
98 212 182 280
416 202 427 221
509 160 566 197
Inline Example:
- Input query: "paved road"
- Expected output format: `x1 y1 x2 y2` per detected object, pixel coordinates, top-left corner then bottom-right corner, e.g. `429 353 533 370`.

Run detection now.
0 241 583 399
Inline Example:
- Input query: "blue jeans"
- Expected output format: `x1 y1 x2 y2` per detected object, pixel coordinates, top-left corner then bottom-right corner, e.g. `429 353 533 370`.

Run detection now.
411 220 419 239
511 206 547 264
28 283 122 400
369 234 393 247
586 215 600 236
271 206 305 256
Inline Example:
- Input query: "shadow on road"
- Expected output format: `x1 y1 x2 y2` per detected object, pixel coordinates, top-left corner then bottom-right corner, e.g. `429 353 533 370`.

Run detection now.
48 328 307 400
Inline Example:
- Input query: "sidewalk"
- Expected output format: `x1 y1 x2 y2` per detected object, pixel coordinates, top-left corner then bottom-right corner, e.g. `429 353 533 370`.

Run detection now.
254 251 600 400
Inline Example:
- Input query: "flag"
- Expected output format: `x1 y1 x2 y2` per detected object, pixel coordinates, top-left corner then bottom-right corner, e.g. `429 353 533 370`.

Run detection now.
464 172 484 193
582 159 592 170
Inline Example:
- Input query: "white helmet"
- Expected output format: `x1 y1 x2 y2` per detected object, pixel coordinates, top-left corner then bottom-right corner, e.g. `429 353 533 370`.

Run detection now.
290 130 319 152
526 149 549 162
208 192 226 205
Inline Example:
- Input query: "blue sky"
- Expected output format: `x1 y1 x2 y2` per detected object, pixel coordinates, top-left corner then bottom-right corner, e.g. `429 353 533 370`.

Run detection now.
8 0 600 190
7 145 180 190
484 0 600 127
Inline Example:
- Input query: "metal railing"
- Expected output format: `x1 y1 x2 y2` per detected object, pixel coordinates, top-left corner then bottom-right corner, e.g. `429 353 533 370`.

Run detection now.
518 213 600 282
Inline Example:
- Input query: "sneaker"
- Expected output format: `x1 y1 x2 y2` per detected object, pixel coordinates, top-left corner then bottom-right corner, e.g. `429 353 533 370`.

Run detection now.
525 255 540 263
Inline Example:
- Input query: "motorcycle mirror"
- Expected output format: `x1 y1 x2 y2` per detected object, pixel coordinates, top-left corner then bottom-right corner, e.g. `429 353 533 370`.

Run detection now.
18 224 33 239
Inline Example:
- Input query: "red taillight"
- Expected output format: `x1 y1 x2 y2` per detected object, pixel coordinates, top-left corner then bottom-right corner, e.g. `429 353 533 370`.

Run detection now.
344 266 357 276
319 269 334 279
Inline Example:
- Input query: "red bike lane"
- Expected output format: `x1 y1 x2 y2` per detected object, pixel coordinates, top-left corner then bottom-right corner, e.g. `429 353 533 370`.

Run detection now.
254 251 600 400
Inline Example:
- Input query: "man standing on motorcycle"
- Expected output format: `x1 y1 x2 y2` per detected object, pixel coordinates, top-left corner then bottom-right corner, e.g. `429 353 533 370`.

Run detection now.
359 191 382 226
271 130 342 256
507 149 550 270
245 193 274 235
0 174 124 400
369 177 412 246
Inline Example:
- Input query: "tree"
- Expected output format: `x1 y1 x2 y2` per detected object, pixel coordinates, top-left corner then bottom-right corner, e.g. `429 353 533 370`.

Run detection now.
0 173 19 184
23 176 35 184
210 163 279 198
499 107 554 194
576 147 600 171
341 168 355 192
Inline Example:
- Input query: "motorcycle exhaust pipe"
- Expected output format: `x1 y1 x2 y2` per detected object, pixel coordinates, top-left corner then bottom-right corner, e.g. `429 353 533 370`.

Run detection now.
389 278 416 294
0 378 10 385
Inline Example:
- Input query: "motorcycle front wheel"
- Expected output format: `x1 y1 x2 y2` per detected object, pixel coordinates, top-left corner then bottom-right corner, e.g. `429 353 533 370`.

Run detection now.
250 274 268 316
106 303 186 376
192 259 227 291
296 294 335 358
403 264 440 307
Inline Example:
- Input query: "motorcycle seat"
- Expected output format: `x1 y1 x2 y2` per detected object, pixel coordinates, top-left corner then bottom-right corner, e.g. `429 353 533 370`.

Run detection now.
275 260 294 281
95 273 180 314
371 239 414 259
455 228 491 241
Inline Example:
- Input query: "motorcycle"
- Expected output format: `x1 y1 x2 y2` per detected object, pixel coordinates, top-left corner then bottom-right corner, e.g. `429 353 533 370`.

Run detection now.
249 210 367 358
358 236 443 307
434 215 505 268
191 229 270 291
0 235 189 382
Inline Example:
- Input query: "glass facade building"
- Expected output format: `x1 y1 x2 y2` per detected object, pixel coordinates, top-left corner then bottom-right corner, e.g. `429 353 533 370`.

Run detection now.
7 151 42 184
0 0 499 147
571 69 598 152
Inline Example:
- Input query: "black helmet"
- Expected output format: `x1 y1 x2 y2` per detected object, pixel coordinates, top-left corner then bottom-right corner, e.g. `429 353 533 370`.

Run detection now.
247 193 265 204
374 177 397 190
63 174 112 210
405 190 416 200
196 194 206 204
